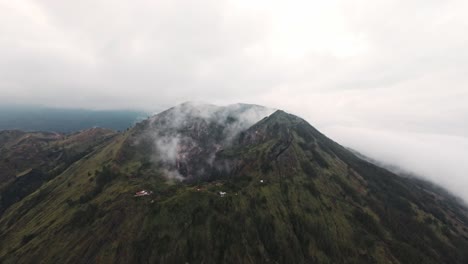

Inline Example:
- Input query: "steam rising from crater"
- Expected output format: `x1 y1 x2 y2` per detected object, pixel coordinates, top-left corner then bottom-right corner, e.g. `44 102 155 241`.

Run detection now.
144 102 274 180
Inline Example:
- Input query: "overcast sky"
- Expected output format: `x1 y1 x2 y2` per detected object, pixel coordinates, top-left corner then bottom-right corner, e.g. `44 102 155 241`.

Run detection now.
1 0 468 201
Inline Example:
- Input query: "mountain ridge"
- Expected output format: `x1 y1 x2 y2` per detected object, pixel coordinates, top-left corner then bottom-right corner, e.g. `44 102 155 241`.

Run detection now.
0 103 467 264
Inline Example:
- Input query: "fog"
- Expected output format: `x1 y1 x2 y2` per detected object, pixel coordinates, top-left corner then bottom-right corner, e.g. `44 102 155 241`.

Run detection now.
326 126 468 202
144 103 274 180
0 0 467 200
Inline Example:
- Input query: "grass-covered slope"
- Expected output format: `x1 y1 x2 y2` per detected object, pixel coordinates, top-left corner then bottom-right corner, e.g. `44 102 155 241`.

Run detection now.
0 108 467 263
0 128 117 215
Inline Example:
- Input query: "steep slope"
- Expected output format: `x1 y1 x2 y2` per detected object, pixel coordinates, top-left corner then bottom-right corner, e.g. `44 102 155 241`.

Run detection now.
117 102 275 181
0 105 466 264
0 128 117 214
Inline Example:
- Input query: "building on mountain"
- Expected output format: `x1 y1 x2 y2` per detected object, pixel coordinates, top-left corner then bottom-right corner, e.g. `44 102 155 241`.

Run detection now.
135 190 151 197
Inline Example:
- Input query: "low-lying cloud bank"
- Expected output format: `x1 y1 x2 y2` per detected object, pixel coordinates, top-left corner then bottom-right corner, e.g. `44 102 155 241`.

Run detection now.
324 125 468 202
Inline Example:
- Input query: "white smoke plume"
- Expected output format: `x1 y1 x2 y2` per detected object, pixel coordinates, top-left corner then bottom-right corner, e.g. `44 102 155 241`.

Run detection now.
144 102 274 180
161 168 185 181
154 135 181 165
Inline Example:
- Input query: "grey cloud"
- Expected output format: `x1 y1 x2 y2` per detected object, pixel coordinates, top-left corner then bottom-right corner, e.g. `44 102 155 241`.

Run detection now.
0 0 467 200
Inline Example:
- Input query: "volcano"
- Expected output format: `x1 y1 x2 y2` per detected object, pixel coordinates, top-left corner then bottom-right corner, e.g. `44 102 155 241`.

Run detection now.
0 103 467 264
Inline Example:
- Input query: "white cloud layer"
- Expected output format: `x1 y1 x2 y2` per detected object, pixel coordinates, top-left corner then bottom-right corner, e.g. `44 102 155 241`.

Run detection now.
1 0 467 200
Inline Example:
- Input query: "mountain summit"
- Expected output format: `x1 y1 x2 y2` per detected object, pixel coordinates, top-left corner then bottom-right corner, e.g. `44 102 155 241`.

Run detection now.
120 102 275 181
0 103 467 264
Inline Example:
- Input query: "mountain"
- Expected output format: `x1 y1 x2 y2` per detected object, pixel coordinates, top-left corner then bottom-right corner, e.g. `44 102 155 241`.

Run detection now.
121 102 275 181
0 103 467 264
0 128 117 215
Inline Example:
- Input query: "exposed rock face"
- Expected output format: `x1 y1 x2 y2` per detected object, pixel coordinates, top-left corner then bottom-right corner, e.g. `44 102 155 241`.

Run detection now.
125 102 275 180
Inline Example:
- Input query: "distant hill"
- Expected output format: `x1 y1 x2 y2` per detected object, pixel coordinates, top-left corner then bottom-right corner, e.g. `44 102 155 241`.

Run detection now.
0 103 467 264
0 105 148 133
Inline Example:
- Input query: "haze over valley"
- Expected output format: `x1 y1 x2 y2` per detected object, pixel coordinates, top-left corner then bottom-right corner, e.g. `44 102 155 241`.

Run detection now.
1 0 467 263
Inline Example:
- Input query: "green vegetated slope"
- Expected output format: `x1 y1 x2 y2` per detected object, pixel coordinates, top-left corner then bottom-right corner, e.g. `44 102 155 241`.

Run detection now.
0 128 117 214
0 106 467 264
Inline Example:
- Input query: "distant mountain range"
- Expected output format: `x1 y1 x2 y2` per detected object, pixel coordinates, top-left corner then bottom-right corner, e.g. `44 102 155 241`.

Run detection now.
0 105 148 132
0 103 467 264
